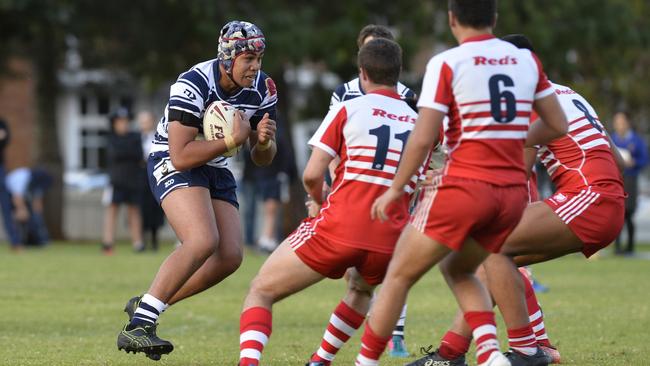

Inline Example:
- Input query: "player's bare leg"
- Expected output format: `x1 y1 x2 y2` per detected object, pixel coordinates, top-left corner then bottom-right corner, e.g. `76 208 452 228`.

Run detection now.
307 268 375 366
167 199 243 305
355 225 448 364
239 240 325 366
503 201 583 265
118 187 219 359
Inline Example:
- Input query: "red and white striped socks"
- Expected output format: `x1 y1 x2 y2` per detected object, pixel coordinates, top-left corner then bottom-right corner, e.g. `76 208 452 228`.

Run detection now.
464 311 500 365
310 301 365 365
519 268 552 347
239 307 272 366
508 325 538 355
355 324 391 366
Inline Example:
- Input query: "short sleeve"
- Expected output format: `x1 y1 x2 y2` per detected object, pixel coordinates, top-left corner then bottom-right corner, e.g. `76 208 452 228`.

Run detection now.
417 56 454 113
308 105 348 157
167 69 208 128
530 52 553 100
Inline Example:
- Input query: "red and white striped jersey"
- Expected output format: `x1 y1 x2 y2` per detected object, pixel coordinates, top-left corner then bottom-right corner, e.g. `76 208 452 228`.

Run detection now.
537 83 624 196
418 34 553 186
307 89 420 253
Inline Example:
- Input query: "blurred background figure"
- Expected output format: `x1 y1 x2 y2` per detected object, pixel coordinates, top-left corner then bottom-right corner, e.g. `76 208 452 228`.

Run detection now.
101 108 144 254
0 117 23 251
6 166 53 246
611 111 648 255
241 122 295 253
137 111 165 251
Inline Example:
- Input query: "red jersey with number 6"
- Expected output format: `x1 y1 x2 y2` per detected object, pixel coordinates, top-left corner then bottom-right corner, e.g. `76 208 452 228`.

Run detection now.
537 83 624 196
303 89 421 253
418 34 553 186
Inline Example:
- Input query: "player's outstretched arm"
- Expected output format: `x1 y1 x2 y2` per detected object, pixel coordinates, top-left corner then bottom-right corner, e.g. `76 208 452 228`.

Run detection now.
527 94 568 148
303 147 334 205
250 112 277 166
371 107 444 221
168 112 251 171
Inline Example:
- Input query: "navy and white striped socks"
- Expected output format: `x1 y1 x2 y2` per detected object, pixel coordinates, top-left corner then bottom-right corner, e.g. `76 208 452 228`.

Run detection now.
129 293 168 328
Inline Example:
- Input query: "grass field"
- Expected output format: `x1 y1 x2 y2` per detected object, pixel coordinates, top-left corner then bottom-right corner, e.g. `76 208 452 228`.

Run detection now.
0 242 648 366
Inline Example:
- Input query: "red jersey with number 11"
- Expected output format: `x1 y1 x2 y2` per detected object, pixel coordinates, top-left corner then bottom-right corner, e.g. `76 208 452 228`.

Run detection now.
306 89 421 253
418 34 553 186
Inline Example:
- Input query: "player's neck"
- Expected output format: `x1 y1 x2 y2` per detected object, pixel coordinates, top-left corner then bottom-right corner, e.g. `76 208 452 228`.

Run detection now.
454 27 493 44
364 83 397 95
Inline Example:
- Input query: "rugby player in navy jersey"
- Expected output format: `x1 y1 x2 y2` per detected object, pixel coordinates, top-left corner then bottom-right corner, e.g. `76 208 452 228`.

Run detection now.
116 20 278 360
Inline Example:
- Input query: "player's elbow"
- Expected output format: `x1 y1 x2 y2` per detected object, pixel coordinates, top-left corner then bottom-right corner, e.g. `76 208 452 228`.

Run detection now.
170 153 191 171
302 169 322 191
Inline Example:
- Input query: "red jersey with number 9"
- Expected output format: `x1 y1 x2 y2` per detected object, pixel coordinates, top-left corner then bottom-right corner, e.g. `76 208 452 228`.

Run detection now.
418 34 553 186
305 89 421 253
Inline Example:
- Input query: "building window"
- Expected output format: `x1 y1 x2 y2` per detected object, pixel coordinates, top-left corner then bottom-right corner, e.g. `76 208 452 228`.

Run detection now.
80 128 109 171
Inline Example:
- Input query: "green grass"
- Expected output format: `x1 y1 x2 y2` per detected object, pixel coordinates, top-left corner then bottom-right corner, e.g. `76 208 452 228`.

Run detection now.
0 242 648 366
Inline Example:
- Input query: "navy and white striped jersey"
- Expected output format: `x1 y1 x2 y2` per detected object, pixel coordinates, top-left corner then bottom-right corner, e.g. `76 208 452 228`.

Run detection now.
151 58 277 168
329 77 415 109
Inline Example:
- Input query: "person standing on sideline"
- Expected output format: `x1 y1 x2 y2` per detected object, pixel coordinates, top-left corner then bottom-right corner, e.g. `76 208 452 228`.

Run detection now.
116 20 277 361
611 111 648 255
138 111 165 251
0 118 22 251
101 108 145 254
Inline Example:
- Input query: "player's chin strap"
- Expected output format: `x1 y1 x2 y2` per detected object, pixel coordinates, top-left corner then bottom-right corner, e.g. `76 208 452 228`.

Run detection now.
225 68 245 90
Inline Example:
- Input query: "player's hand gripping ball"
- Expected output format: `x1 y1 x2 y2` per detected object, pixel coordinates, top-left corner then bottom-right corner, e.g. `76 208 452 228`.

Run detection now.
203 100 241 157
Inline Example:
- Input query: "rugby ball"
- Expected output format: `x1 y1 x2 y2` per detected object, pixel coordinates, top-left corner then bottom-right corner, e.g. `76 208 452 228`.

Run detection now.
203 100 240 157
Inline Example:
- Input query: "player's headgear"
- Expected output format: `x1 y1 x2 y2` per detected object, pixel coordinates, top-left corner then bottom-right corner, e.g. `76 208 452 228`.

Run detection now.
217 21 266 73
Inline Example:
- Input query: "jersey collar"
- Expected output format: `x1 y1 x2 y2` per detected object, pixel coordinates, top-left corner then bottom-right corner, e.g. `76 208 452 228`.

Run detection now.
368 88 401 100
461 34 495 44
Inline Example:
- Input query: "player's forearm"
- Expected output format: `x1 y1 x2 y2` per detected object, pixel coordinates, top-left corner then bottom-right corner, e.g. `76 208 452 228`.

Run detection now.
527 96 568 147
391 134 431 191
170 139 231 171
303 174 324 205
251 140 277 166
523 147 538 177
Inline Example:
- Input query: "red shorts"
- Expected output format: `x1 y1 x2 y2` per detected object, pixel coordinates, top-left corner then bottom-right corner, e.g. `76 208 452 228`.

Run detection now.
411 176 528 253
288 222 392 286
544 188 625 257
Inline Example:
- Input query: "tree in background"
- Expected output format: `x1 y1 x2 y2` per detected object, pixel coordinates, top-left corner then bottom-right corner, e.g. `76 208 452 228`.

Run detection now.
1 0 649 238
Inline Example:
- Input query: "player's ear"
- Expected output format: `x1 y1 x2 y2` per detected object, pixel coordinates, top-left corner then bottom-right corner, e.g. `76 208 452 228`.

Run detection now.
359 67 367 82
448 10 455 28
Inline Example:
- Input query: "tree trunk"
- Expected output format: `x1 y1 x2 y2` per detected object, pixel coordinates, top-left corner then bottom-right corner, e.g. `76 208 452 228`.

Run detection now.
34 25 65 240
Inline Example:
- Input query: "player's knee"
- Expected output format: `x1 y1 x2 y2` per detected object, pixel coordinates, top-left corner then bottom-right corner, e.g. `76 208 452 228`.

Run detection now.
185 233 220 261
248 275 278 302
347 279 373 298
219 249 243 275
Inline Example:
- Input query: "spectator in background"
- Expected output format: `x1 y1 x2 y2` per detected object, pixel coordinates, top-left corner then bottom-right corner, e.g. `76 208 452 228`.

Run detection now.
612 111 648 255
242 121 295 252
0 117 22 251
137 111 165 251
101 108 144 254
6 166 52 246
